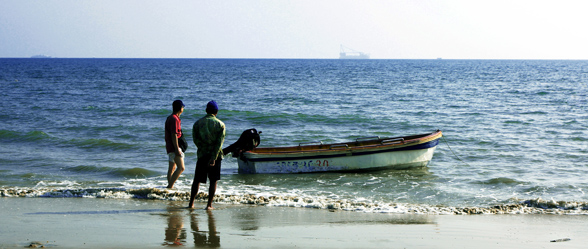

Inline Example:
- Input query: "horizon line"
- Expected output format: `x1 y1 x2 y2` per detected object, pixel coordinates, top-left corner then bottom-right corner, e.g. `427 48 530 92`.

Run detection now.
3 57 588 61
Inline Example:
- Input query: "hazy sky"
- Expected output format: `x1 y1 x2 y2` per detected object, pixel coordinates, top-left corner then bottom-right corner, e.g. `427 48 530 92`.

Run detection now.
1 0 587 59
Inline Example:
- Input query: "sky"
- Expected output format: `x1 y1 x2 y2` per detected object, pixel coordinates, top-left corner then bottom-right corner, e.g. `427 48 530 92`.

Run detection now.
1 0 588 59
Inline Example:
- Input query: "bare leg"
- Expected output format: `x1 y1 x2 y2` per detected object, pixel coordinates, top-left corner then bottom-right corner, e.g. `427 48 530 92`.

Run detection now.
167 155 185 189
206 181 217 210
188 179 200 208
167 161 176 188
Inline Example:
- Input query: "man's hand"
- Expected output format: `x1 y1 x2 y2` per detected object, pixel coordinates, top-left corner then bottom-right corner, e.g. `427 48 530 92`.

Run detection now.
208 158 216 167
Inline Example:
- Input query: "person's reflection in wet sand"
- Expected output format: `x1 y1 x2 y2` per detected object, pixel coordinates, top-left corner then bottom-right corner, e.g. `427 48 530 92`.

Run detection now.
163 205 187 246
191 210 220 247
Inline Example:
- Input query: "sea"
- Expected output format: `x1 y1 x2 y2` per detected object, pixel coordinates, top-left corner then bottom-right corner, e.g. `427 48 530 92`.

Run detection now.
1 58 587 215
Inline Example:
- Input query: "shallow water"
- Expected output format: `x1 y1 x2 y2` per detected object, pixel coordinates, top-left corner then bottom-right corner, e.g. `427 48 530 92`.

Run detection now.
1 58 587 213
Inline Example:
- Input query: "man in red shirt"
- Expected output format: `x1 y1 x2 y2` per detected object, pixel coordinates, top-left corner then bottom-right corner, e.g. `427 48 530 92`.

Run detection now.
165 100 185 189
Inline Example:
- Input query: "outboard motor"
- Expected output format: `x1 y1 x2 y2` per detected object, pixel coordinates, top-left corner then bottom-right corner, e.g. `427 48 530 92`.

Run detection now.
222 129 261 157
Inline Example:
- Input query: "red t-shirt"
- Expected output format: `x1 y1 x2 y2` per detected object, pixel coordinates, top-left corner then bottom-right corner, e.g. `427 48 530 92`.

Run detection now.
165 114 182 153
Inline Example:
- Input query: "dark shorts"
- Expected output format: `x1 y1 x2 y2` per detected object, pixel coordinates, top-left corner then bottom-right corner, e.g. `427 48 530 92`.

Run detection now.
194 155 221 184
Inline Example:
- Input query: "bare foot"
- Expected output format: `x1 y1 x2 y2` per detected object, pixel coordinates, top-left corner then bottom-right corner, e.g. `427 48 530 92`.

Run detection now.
205 206 214 210
166 185 173 189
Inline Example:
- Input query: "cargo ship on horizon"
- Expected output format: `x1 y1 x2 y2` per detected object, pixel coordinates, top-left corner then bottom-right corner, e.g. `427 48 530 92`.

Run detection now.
339 45 370 59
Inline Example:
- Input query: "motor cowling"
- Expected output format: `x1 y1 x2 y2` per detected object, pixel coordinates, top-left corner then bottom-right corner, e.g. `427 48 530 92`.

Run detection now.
222 128 261 157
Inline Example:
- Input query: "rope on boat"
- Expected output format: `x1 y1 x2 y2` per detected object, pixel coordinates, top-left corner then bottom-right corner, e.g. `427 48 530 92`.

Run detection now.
441 135 471 167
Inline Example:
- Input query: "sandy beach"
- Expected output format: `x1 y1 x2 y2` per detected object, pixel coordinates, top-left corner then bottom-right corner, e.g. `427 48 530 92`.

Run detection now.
1 197 586 248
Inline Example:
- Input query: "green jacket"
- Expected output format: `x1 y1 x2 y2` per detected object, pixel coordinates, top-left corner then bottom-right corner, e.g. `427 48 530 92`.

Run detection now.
192 114 225 160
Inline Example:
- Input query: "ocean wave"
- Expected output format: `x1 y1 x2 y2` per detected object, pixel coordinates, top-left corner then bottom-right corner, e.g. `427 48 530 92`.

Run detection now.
0 130 50 141
0 129 138 151
67 165 160 178
73 138 136 150
476 177 526 185
222 109 369 128
2 187 587 215
571 136 588 142
521 111 548 115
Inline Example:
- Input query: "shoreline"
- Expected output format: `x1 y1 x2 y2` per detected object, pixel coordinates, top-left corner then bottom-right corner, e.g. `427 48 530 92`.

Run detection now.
3 186 588 215
1 197 586 248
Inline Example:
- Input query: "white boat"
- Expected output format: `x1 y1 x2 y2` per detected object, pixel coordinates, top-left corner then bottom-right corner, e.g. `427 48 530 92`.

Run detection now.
236 130 442 174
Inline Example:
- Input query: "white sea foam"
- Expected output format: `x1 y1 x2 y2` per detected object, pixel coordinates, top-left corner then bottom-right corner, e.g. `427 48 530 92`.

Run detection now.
2 186 588 215
35 180 80 188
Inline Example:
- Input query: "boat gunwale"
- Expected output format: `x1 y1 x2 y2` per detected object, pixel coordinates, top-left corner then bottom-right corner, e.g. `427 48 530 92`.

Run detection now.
243 130 442 157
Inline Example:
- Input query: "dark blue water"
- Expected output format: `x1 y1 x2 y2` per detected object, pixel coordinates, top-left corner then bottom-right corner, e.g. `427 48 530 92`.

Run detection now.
1 58 587 214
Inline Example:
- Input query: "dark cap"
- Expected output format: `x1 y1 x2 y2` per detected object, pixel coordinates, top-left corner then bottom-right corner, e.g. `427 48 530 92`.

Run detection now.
206 100 218 113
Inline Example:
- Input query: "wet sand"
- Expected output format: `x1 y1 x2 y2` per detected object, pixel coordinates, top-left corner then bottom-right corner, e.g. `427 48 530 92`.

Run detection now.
0 197 586 248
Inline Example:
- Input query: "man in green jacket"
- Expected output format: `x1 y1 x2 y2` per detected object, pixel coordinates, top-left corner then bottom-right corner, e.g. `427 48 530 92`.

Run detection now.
189 100 225 210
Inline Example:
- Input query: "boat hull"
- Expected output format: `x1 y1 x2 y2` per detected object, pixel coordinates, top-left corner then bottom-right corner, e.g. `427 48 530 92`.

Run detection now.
238 146 437 174
237 131 441 174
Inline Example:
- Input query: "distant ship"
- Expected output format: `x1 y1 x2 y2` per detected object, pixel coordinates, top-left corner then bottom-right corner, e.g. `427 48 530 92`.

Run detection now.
339 45 370 59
